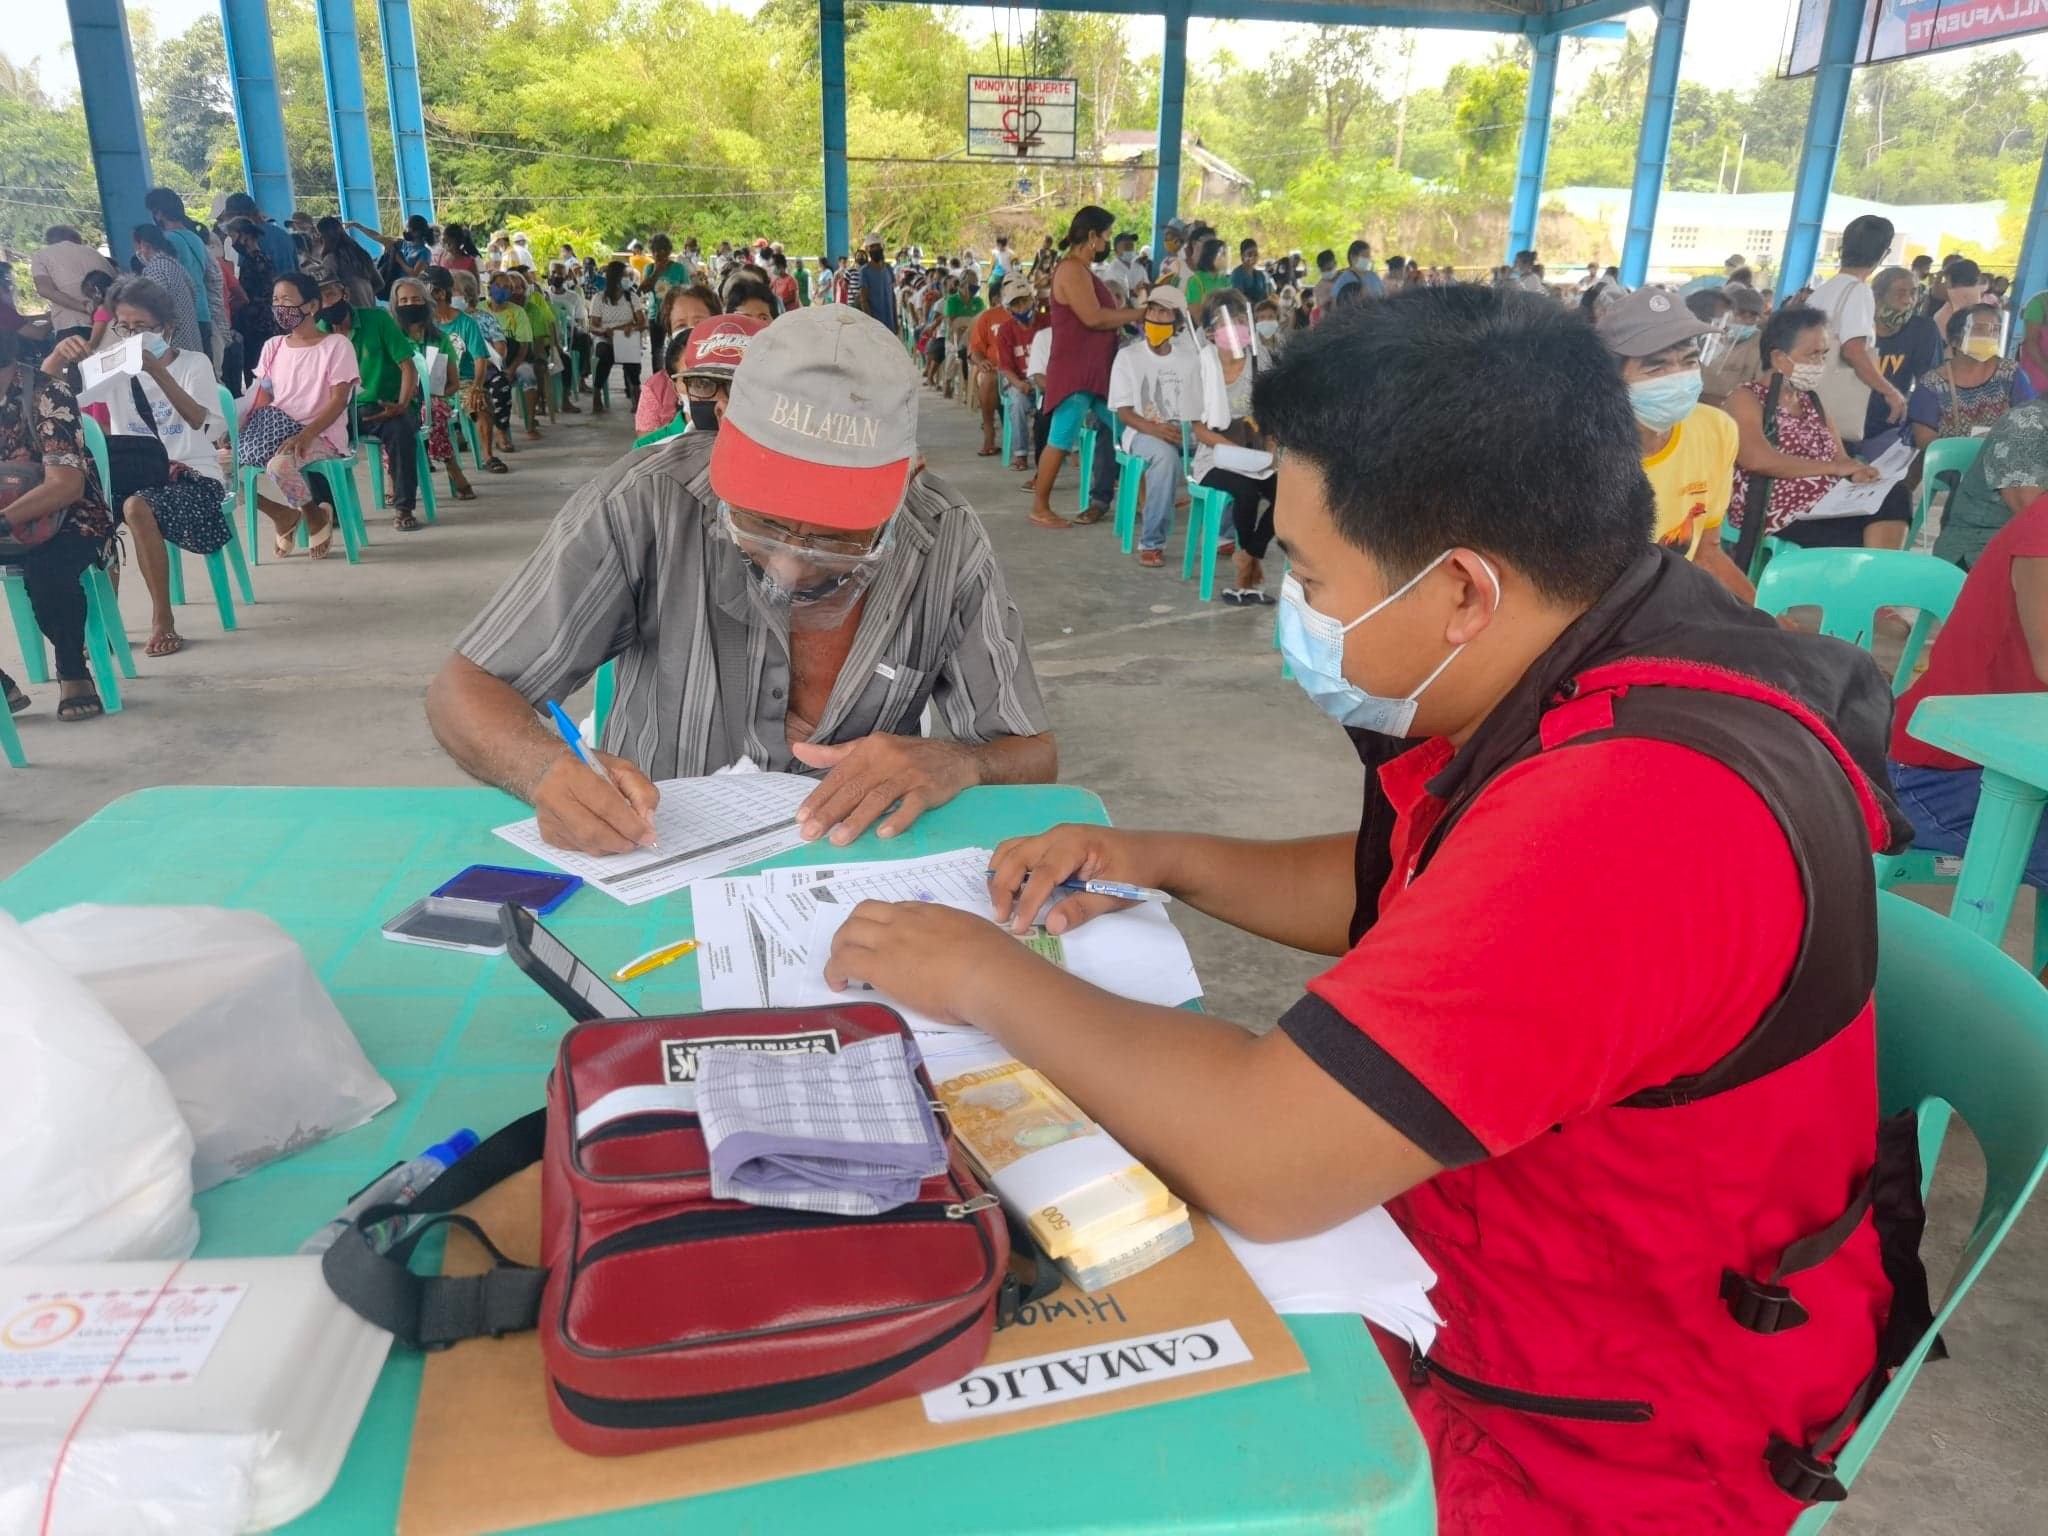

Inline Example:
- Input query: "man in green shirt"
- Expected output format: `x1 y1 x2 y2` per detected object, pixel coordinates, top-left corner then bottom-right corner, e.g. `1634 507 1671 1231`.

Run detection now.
319 276 425 530
485 272 541 440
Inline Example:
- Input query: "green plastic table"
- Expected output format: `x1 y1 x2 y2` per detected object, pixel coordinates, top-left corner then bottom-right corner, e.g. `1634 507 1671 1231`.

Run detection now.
0 786 1435 1535
1906 693 2048 946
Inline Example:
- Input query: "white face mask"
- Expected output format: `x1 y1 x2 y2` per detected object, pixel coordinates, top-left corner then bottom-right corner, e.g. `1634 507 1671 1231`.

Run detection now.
1788 360 1826 392
1276 553 1500 737
1351 257 1372 275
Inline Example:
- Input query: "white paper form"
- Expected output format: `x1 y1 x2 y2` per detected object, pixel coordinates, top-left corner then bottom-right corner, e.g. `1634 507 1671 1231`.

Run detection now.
1217 1209 1444 1352
494 772 817 905
1800 437 1916 521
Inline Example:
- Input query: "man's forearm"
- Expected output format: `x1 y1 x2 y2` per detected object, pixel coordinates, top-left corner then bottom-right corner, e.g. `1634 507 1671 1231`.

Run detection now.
965 730 1056 788
1153 830 1359 955
426 656 571 802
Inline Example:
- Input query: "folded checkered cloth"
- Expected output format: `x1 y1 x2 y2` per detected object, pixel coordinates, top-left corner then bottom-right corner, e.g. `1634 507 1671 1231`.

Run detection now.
697 1034 948 1216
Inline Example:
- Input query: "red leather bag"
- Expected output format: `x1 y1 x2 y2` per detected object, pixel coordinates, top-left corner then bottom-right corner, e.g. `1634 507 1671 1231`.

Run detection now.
325 1005 1041 1455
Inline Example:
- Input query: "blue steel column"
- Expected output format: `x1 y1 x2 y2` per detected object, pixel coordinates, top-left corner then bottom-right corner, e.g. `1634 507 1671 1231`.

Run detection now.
66 0 153 266
1619 0 1688 287
376 0 435 222
315 0 383 248
2004 131 2048 355
1152 0 1189 265
820 0 851 261
1505 27 1560 265
1779 0 1865 294
219 0 295 219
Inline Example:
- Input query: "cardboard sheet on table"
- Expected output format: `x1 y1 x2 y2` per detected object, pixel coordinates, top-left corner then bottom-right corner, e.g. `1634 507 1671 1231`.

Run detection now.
398 1168 1305 1536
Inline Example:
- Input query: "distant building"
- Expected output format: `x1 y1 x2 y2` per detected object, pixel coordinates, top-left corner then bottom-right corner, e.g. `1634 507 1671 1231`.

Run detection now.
1099 130 1255 209
1549 186 2008 281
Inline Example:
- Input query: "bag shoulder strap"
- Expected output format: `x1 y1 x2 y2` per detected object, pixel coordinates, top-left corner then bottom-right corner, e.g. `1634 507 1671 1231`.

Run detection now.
128 376 164 441
320 1109 548 1350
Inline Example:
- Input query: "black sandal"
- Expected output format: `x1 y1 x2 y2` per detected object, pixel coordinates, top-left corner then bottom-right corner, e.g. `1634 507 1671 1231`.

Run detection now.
57 689 104 722
483 457 510 474
393 511 423 533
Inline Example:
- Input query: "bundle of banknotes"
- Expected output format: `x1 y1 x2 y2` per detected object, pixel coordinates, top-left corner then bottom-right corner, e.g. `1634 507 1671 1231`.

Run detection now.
935 1058 1193 1293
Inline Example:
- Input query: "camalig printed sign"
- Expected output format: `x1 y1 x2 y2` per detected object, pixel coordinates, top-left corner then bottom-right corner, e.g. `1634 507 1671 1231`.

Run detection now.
967 75 1079 161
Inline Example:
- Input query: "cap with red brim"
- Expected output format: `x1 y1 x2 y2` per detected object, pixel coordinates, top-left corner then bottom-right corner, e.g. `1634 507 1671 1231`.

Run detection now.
709 305 919 531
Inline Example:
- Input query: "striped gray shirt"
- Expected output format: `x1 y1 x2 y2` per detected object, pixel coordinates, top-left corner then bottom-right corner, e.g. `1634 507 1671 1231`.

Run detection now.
455 429 1050 779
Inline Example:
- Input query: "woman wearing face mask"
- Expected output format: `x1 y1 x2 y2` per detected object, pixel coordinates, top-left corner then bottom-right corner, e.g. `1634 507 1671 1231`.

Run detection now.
1910 303 2037 449
310 216 382 309
1865 266 1942 444
1699 285 1766 407
586 261 643 416
428 268 500 477
45 275 230 658
1031 205 1145 530
449 270 513 470
632 315 763 450
1191 291 1277 602
235 271 358 560
634 284 718 435
393 277 476 502
1252 297 1285 355
1931 258 1986 334
1726 305 1900 566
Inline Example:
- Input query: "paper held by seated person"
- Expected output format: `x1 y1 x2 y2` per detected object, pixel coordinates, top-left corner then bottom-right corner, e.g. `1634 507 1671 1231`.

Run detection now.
495 772 817 905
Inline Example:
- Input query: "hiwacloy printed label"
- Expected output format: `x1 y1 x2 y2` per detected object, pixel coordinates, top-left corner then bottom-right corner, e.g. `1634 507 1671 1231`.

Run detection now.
662 1030 841 1084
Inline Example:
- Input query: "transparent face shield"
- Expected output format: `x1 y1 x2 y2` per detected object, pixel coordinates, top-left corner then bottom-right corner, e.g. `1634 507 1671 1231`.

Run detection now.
718 500 897 630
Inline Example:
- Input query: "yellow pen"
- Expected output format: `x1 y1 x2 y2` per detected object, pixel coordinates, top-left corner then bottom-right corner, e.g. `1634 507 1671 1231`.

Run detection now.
613 938 700 982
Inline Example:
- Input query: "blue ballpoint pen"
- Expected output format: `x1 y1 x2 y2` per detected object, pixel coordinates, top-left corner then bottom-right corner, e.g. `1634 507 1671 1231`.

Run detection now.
545 699 612 786
983 867 1173 905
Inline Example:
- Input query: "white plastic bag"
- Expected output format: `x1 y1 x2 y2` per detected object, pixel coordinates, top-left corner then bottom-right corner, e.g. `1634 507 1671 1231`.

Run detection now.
0 913 199 1263
25 906 396 1192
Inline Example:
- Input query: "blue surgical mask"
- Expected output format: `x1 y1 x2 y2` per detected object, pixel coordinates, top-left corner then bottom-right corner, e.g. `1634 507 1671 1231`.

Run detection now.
1726 321 1756 341
1276 552 1499 736
1627 368 1703 432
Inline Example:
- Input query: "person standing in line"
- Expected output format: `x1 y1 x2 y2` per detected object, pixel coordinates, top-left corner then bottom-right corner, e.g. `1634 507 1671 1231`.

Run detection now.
1029 207 1143 531
144 189 223 367
1808 214 1907 453
855 241 899 335
30 226 116 344
1865 265 1943 446
586 260 643 414
129 224 204 355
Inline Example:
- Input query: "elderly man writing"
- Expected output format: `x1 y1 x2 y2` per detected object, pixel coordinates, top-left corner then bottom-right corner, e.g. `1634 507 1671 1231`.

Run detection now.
427 305 1057 853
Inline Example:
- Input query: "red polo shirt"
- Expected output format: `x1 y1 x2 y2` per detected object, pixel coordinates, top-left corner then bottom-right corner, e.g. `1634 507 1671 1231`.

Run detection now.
1282 730 1886 1532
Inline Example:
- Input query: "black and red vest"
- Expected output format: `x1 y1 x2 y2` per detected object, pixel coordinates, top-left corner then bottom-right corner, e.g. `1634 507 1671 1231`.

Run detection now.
1348 549 1934 1530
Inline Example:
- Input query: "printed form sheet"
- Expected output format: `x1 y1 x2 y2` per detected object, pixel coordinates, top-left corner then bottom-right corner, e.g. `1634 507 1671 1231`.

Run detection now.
494 772 817 905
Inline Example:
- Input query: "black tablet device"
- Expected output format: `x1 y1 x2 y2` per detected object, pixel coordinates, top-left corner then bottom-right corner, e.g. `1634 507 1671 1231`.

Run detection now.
499 904 640 1024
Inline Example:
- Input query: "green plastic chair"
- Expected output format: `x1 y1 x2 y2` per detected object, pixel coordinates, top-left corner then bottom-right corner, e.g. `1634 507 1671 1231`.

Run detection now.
0 695 22 768
592 660 617 746
452 402 485 469
206 385 257 606
242 426 368 565
1076 422 1098 516
0 564 127 713
1113 449 1146 554
363 418 440 526
1910 435 1984 550
1754 547 1964 696
1182 484 1230 601
96 403 246 636
1788 891 2048 1530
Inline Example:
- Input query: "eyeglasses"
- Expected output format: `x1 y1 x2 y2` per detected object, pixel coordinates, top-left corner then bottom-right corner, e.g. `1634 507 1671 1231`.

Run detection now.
720 502 891 560
682 377 723 402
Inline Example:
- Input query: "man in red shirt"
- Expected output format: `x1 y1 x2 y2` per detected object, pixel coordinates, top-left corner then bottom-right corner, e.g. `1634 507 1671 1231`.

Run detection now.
1890 492 2048 894
822 288 1924 1532
991 283 1040 470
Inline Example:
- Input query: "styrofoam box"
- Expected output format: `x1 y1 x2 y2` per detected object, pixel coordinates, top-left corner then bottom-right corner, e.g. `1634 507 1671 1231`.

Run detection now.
0 1256 390 1532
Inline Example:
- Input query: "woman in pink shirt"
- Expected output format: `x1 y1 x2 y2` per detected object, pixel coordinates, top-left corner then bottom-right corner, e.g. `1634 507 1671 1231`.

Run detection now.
236 272 358 559
633 284 717 435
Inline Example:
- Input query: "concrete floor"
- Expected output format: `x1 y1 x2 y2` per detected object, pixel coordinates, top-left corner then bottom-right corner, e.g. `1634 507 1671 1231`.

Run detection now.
1 379 2040 1532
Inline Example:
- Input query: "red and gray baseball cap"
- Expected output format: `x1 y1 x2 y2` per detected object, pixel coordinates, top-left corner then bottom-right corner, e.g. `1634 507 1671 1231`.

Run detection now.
678 314 766 382
709 306 919 531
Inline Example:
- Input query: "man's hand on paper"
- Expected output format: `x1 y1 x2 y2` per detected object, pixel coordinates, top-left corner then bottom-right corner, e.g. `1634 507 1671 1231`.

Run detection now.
532 751 660 854
823 899 1034 1025
789 734 976 846
987 823 1154 934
